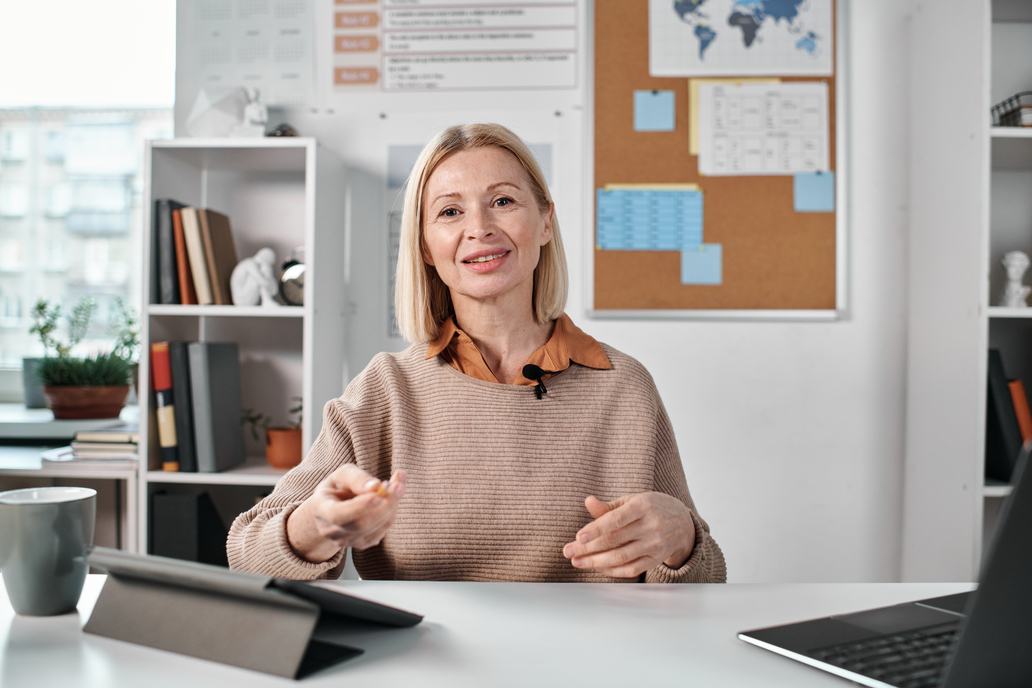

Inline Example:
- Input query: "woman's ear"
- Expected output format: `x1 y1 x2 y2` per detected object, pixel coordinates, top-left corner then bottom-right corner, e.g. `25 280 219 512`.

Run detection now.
540 202 554 246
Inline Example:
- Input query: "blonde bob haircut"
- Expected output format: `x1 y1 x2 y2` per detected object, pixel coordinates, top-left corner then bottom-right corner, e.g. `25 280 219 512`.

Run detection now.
395 123 569 343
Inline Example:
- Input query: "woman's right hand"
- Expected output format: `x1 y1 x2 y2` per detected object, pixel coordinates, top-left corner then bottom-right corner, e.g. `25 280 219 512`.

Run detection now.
286 464 406 563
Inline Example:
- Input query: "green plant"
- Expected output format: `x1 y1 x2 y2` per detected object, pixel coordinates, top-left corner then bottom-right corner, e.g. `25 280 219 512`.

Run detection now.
241 397 303 440
36 352 133 387
28 297 138 387
288 396 303 429
242 408 271 442
108 297 140 364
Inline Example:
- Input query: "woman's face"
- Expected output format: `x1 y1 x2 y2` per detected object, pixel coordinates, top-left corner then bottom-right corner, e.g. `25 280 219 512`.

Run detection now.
422 146 553 311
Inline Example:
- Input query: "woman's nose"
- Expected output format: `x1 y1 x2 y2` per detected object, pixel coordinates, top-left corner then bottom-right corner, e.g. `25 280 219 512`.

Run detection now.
465 207 495 239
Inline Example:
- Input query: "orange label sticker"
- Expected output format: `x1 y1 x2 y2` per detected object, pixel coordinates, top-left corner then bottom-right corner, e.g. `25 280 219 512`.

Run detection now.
335 35 379 52
335 67 380 85
335 11 379 28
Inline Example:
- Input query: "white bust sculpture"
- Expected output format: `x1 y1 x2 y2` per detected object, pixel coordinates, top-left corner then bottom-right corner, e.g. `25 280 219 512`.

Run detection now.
231 247 280 307
231 87 268 137
1000 250 1031 308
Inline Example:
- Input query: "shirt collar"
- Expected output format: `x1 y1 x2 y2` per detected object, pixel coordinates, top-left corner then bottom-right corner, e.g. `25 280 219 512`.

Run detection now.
425 313 611 383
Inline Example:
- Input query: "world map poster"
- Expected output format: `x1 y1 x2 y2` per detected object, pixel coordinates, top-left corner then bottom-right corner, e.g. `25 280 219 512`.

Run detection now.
648 0 833 76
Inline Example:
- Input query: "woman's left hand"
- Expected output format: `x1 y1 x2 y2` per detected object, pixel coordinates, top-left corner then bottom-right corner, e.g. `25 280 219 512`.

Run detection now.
562 493 696 578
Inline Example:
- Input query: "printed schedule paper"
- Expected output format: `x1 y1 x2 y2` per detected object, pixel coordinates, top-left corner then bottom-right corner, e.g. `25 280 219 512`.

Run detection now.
596 185 703 250
697 81 829 176
333 0 579 92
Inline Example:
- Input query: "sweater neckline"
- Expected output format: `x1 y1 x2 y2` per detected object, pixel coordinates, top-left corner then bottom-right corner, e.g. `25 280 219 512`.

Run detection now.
421 342 578 394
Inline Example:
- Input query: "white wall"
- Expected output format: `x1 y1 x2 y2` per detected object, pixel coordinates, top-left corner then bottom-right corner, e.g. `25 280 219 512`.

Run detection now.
176 0 920 583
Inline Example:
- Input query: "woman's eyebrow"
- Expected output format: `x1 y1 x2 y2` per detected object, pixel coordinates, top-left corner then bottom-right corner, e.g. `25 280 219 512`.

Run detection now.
429 181 523 206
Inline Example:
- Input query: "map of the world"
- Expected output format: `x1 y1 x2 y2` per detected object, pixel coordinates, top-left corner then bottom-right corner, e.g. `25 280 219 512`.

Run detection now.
649 0 833 77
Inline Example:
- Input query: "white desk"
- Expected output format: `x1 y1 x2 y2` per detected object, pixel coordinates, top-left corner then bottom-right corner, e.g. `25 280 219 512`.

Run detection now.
0 577 973 686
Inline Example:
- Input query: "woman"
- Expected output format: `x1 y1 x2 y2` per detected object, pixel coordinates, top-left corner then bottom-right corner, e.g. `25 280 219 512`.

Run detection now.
228 124 726 583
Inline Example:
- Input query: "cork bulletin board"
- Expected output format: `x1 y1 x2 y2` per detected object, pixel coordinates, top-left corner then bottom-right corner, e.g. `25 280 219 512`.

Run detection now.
591 0 844 317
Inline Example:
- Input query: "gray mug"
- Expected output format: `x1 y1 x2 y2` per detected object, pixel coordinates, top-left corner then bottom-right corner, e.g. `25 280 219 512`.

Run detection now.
0 487 96 616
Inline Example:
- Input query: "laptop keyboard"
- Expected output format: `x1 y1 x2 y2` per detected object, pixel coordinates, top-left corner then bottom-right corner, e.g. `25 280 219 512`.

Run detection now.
808 623 959 688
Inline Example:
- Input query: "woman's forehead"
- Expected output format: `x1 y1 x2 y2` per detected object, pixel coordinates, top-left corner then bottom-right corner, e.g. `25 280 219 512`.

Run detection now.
426 147 528 195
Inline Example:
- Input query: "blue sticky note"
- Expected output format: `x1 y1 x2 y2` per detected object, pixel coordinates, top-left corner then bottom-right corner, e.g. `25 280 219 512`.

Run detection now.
794 171 835 212
681 244 722 285
634 91 676 132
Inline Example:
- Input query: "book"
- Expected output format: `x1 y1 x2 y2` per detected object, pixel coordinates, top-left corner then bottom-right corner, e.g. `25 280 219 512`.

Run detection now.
150 342 180 472
74 422 139 444
197 209 240 306
181 207 214 306
155 199 186 304
1009 379 1032 444
172 208 197 305
168 341 198 472
986 349 1023 482
188 341 245 473
70 441 139 453
41 446 137 468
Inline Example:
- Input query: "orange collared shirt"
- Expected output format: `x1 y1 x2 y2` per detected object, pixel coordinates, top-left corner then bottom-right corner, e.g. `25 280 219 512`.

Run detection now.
425 313 612 386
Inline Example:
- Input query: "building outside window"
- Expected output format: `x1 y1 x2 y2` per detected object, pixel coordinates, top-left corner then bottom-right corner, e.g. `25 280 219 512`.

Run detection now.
0 108 172 398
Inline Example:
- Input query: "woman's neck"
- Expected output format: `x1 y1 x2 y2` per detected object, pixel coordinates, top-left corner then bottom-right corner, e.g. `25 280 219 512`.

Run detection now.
452 294 554 385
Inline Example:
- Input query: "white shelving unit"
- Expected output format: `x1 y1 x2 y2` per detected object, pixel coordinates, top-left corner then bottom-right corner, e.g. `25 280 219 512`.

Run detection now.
137 138 346 553
904 0 1032 581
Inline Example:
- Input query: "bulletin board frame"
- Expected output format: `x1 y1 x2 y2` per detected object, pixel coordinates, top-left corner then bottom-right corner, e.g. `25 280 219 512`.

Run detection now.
585 0 848 321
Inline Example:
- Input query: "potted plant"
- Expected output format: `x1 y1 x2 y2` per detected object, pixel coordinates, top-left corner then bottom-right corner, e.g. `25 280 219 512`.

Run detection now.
29 297 139 420
243 397 303 469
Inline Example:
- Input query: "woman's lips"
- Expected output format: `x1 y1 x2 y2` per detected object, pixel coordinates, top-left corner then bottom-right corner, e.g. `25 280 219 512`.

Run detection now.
462 250 510 272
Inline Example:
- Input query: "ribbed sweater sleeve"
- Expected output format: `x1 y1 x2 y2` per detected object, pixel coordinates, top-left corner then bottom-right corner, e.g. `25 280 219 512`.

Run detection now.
642 392 726 584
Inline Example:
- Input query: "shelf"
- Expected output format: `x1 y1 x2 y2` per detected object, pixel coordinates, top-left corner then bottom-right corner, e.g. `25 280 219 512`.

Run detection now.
990 127 1032 138
148 305 304 318
984 480 1014 498
987 307 1032 318
147 458 287 486
0 404 139 441
991 128 1032 169
0 445 138 480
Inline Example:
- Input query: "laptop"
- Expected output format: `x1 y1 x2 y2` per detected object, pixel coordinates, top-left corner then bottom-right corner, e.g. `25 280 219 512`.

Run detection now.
738 447 1032 688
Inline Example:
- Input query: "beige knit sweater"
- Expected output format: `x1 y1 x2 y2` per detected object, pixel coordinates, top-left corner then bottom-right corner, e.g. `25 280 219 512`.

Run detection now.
227 343 726 584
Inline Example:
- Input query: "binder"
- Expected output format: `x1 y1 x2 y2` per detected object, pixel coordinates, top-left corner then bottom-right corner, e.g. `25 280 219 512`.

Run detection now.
84 547 423 679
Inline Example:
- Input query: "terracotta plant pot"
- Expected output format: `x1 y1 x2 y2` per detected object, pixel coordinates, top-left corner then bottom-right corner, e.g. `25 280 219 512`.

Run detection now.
42 385 129 420
265 426 302 469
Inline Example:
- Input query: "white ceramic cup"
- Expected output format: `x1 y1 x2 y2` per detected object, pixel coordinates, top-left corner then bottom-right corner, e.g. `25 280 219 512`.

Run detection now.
0 487 96 616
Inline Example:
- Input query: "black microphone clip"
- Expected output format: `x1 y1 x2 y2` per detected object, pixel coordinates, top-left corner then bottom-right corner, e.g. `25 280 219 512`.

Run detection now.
521 364 549 399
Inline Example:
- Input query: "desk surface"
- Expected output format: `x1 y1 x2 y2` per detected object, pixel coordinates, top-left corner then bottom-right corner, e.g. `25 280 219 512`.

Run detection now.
0 576 973 687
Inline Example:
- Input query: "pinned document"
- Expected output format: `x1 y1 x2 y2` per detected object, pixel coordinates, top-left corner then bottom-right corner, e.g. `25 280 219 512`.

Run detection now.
634 90 676 131
681 244 722 285
697 81 829 176
793 171 835 212
596 184 702 250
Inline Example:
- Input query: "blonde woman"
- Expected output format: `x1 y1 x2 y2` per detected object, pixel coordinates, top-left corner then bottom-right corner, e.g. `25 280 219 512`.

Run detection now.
228 124 726 583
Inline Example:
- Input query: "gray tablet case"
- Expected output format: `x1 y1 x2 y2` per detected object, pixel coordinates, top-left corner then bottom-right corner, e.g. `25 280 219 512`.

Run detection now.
83 547 422 679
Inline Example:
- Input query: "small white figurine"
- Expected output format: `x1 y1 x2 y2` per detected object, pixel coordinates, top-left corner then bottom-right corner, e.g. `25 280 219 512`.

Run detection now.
231 248 281 307
1000 250 1032 308
231 87 268 137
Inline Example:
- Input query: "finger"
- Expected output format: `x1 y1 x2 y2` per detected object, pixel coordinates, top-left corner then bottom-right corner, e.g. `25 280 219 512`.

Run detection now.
584 495 612 520
324 463 379 497
387 470 407 497
564 518 650 559
576 496 645 545
594 556 657 579
570 539 653 573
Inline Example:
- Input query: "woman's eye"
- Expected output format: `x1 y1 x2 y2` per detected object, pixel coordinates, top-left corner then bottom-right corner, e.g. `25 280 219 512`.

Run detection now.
441 208 459 217
495 197 513 207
